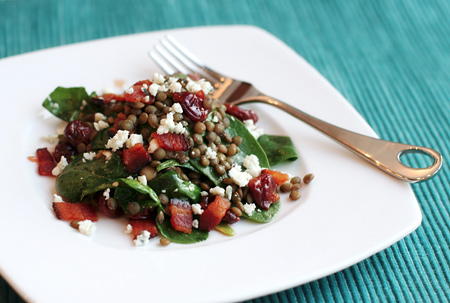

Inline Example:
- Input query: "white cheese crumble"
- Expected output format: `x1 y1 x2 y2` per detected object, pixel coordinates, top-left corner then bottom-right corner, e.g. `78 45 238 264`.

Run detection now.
152 72 165 85
225 185 233 201
191 204 204 215
83 151 96 161
244 119 264 139
125 134 144 148
192 219 199 229
105 130 129 152
205 146 217 160
126 86 134 94
41 134 59 144
52 156 68 176
94 120 109 132
94 112 107 122
157 112 185 135
134 230 151 246
103 188 110 200
200 191 209 196
169 81 182 93
243 154 262 178
228 164 253 187
53 194 64 203
210 186 225 196
124 224 133 234
147 139 160 153
172 102 183 114
243 203 257 216
149 83 160 96
137 175 147 186
78 220 96 235
186 79 202 93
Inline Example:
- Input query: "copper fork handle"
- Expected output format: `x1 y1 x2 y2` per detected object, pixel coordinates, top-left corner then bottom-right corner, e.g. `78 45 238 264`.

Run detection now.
233 96 443 183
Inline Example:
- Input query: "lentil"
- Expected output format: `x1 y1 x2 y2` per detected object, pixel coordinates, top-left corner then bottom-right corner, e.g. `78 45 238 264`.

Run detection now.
289 190 301 200
303 173 315 184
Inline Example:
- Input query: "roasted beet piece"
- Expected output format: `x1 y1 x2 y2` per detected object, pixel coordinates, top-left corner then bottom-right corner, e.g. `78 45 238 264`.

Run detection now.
248 173 279 210
64 120 94 147
169 199 193 234
53 202 98 221
173 90 210 122
124 80 154 104
36 148 56 176
123 143 151 174
199 196 231 231
262 169 290 186
151 132 189 151
225 103 258 123
53 143 77 163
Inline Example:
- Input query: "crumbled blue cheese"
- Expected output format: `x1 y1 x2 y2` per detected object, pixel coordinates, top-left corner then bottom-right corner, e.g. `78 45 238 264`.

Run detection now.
228 164 253 187
147 139 160 153
243 203 256 216
205 146 217 160
134 230 151 246
192 219 199 229
53 194 64 203
94 113 107 122
126 86 134 94
243 154 262 177
210 186 225 196
191 203 204 215
78 220 96 235
137 175 147 186
52 156 68 176
106 130 129 152
41 134 59 144
94 120 109 132
243 119 264 139
186 79 202 93
152 72 165 85
225 185 233 200
197 79 214 95
156 112 185 135
124 224 133 234
125 134 144 148
149 83 160 96
200 191 209 196
103 188 110 200
169 81 182 93
83 151 96 161
171 102 183 114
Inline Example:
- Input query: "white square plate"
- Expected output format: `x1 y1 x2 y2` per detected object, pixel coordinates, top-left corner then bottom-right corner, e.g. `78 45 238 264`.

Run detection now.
0 25 421 303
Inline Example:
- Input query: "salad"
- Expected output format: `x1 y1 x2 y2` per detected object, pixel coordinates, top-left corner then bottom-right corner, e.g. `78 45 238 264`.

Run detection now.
34 73 311 246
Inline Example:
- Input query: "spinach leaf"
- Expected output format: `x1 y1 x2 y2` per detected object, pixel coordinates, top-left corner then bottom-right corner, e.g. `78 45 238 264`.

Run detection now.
148 170 201 203
55 153 128 202
91 129 111 150
240 201 281 223
156 216 209 244
156 159 200 173
258 135 298 166
42 87 100 122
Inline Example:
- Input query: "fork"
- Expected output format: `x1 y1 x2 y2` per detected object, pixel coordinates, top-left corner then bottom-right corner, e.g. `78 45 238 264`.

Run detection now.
149 35 442 183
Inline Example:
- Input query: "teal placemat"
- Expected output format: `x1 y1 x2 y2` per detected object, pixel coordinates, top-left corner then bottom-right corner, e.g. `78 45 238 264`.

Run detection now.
1 0 449 302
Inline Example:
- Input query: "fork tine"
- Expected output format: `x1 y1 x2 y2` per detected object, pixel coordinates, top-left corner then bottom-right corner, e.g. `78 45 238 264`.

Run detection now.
154 44 191 75
164 35 226 82
148 50 176 75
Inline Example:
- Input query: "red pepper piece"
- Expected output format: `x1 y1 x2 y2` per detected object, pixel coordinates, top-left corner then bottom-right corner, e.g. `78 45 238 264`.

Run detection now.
53 202 98 221
129 219 158 239
36 148 56 176
199 196 231 231
169 199 193 234
123 143 151 174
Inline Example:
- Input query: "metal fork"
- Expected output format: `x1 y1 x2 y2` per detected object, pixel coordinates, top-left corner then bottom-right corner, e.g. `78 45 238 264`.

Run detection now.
149 35 442 183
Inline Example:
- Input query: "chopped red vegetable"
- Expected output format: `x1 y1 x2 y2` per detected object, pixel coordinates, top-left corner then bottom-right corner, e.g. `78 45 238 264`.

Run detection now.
36 148 56 176
123 143 151 174
129 219 158 239
199 196 231 231
53 202 98 221
169 199 193 234
262 169 290 186
151 132 189 151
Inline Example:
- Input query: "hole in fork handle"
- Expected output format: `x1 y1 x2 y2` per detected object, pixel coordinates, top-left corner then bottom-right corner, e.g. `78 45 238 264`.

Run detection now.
232 96 443 183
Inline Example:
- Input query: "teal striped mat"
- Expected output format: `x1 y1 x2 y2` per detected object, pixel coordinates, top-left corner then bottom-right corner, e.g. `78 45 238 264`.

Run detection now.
1 0 449 302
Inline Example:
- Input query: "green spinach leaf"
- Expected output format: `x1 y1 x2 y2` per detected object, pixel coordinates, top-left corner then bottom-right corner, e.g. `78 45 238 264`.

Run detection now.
91 129 111 150
55 153 128 202
258 135 298 166
240 201 281 223
42 87 100 122
148 170 201 203
156 216 209 244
